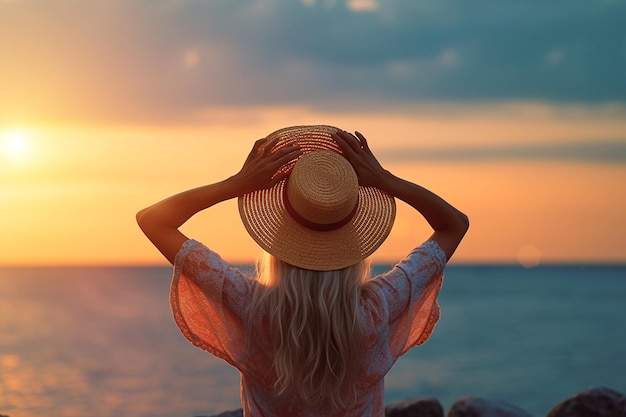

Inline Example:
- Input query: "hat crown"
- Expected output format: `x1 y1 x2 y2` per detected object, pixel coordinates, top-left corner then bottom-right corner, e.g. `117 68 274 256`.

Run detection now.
286 151 358 227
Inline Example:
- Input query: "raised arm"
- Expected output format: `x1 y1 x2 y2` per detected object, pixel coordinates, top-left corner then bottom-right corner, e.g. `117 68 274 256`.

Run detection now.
332 130 469 261
136 137 301 264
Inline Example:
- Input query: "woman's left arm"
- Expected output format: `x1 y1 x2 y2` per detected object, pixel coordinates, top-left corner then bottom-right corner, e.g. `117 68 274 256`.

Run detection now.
136 137 300 264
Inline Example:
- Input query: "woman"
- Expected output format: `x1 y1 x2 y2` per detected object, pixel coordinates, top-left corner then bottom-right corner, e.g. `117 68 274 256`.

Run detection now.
137 126 469 417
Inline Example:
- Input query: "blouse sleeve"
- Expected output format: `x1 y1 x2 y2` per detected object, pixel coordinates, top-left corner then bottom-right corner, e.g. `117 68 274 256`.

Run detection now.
367 240 447 358
170 239 256 367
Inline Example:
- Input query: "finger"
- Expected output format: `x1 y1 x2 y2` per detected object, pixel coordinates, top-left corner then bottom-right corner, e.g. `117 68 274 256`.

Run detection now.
338 130 362 150
354 131 371 152
268 171 289 188
332 131 360 157
252 138 265 152
267 150 300 186
262 137 280 155
273 148 301 166
261 148 300 179
268 143 300 162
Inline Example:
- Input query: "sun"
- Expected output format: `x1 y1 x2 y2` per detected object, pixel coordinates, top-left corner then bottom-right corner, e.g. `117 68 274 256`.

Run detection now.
1 129 32 162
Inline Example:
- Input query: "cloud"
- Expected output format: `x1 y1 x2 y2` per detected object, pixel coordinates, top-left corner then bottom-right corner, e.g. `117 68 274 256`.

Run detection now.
379 140 626 164
346 0 379 12
1 0 625 124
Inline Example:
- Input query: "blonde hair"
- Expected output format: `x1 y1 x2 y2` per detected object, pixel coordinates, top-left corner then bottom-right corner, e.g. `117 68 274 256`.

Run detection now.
249 253 371 411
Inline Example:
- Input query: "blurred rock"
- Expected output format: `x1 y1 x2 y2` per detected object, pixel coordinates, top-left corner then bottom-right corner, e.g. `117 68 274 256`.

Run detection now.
448 396 533 417
199 387 626 417
547 387 626 417
385 397 444 417
196 410 242 417
215 410 243 417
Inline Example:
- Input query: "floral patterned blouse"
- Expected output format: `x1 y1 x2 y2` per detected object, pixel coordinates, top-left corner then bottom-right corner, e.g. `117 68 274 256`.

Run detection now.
171 239 446 417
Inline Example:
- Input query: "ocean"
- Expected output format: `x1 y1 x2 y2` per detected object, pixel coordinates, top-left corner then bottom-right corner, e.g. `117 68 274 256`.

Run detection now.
1 264 625 417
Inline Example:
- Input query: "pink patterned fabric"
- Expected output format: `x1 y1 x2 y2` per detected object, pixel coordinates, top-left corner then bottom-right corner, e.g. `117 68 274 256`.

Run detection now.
171 239 446 417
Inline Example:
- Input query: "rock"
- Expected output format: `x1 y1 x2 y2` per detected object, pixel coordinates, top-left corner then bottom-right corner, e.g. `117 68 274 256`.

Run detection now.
448 396 533 417
195 410 242 417
385 397 444 417
214 410 243 417
546 387 626 417
202 399 446 417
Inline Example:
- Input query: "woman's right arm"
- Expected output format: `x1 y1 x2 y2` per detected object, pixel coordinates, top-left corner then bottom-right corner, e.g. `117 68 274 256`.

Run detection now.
333 130 469 261
137 137 300 264
373 170 469 262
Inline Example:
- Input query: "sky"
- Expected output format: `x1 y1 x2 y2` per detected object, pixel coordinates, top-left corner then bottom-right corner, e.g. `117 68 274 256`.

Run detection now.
1 0 625 265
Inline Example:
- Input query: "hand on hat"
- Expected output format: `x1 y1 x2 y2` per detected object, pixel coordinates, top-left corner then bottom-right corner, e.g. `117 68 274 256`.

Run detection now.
234 136 301 196
332 130 390 190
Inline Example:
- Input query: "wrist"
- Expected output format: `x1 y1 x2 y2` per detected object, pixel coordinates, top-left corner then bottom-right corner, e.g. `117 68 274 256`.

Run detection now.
371 169 397 193
224 174 249 198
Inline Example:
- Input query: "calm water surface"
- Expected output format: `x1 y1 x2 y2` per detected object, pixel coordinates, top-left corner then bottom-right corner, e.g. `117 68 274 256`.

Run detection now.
0 264 625 417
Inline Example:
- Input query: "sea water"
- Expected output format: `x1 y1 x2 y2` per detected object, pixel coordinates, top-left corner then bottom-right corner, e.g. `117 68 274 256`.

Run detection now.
0 264 624 417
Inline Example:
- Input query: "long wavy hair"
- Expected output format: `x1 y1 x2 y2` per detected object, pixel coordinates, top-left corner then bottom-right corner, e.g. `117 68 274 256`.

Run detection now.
249 253 371 411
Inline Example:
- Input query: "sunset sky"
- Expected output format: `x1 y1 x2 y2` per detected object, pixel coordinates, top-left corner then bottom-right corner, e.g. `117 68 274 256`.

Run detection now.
1 0 625 266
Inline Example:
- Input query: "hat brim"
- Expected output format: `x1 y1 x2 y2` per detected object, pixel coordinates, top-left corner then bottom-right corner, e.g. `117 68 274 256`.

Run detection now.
238 125 396 270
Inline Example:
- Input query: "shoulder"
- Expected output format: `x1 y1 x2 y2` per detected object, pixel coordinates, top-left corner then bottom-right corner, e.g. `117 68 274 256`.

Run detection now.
175 239 225 271
363 240 446 312
370 240 446 286
174 239 256 294
394 240 447 279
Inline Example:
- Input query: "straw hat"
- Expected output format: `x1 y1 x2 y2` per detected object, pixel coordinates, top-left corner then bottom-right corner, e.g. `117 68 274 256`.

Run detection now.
238 125 396 271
